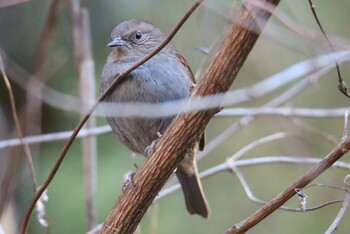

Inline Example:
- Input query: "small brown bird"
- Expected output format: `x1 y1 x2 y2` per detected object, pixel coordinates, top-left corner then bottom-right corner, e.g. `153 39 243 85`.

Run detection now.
100 19 209 218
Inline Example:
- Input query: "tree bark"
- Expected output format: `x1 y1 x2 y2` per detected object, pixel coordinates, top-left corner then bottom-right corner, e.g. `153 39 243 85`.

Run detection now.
100 0 280 233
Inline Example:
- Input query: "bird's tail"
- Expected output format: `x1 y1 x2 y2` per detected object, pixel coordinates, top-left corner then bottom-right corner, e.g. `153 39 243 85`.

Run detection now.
176 155 210 218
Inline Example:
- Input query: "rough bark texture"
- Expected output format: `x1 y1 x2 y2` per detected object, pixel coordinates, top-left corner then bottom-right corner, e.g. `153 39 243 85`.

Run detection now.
100 0 280 233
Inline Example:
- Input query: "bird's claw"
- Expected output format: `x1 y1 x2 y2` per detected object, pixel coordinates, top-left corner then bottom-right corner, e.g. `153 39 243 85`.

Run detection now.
122 171 135 191
144 132 162 157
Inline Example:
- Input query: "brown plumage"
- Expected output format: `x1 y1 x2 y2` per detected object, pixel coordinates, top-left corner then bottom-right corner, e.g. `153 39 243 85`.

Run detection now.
100 19 210 218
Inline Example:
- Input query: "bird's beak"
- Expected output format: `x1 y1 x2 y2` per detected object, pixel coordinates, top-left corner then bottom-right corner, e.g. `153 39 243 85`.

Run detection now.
107 37 126 47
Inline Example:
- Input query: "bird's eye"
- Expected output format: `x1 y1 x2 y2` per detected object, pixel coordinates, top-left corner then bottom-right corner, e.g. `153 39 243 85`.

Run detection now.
135 31 142 40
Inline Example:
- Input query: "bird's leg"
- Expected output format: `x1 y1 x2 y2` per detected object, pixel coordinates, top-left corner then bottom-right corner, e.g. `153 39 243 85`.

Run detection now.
122 172 135 190
122 164 138 190
144 132 162 157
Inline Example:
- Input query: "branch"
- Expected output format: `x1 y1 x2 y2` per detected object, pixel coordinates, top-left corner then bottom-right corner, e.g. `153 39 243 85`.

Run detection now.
157 156 350 201
21 0 206 233
225 139 350 233
220 107 348 118
100 0 280 233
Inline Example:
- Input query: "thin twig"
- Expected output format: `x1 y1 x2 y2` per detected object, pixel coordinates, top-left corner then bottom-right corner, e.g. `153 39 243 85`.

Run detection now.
342 110 348 141
228 132 297 161
198 60 336 161
21 1 204 233
228 161 344 212
0 54 49 227
0 0 30 8
0 126 111 150
157 156 350 200
226 137 350 234
91 153 350 234
3 49 350 117
24 0 61 143
69 0 98 228
220 107 348 118
250 0 350 50
307 0 350 98
0 54 37 189
1 105 347 151
291 119 339 146
325 180 350 234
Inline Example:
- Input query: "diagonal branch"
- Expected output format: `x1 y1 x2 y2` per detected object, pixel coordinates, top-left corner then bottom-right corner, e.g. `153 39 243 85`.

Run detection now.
226 137 350 234
21 1 205 233
100 0 280 233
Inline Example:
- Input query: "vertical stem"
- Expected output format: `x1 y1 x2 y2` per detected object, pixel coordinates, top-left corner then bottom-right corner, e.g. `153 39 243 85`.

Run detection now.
69 0 97 229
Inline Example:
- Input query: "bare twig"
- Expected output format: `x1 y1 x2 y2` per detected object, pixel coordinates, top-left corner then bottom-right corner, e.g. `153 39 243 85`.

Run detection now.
307 0 350 98
220 107 348 118
0 0 60 223
91 154 350 234
3 47 350 118
69 0 97 228
228 162 343 212
0 55 37 190
225 137 350 234
342 110 348 141
228 132 297 161
1 105 346 151
21 1 205 233
0 54 49 227
157 156 350 200
25 0 61 140
0 126 111 150
250 0 350 50
198 60 336 161
291 119 339 146
325 178 350 234
0 0 30 8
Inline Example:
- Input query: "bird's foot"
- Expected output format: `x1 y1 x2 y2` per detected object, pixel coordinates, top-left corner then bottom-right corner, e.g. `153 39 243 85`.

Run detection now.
122 171 135 191
144 132 162 157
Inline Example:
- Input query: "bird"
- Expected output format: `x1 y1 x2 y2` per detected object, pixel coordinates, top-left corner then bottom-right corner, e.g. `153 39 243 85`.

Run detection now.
100 19 209 218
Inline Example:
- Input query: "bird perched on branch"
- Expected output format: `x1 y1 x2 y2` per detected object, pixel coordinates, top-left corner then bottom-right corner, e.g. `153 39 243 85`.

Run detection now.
100 19 209 218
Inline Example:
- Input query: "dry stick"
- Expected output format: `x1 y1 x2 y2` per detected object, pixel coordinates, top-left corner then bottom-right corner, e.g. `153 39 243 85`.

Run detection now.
226 139 350 233
1 54 51 227
325 190 350 234
21 1 204 233
1 54 48 224
325 115 350 234
0 55 38 188
69 0 98 229
220 107 348 118
25 0 61 141
230 161 344 213
158 156 350 201
79 9 98 230
100 0 280 233
198 55 347 161
307 0 350 98
0 0 61 221
199 72 310 161
0 126 110 150
0 0 30 8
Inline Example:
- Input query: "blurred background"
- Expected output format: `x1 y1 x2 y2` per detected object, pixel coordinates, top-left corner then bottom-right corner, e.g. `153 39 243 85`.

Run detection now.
1 0 350 233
